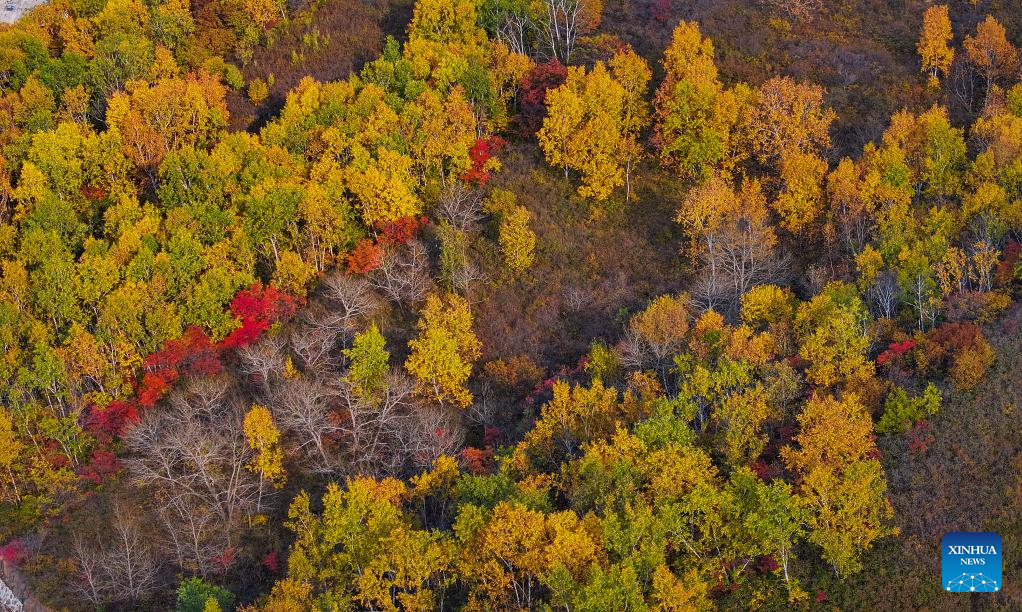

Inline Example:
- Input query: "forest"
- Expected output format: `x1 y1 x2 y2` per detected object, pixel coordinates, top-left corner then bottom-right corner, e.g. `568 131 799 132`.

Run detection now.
0 0 1021 609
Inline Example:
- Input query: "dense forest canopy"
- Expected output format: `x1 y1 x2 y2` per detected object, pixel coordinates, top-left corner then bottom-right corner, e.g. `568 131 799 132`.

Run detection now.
0 0 1021 609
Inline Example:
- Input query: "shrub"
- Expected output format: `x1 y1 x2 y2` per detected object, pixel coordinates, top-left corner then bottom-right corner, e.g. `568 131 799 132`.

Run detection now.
877 383 941 433
248 77 270 104
917 322 987 378
943 290 1012 323
176 577 234 612
950 341 996 391
484 354 544 396
585 340 622 382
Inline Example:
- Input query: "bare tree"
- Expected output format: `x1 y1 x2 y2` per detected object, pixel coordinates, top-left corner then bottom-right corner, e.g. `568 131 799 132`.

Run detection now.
104 506 161 602
270 376 344 473
451 258 486 298
236 333 286 394
864 269 899 321
684 182 789 315
157 497 228 578
70 506 160 605
465 379 498 429
370 240 433 305
125 375 260 566
319 273 383 333
760 0 822 22
692 239 788 315
541 0 599 63
435 184 484 232
398 403 466 471
948 55 984 118
184 374 233 416
336 372 418 477
562 287 589 313
289 322 339 373
71 533 104 606
496 8 535 56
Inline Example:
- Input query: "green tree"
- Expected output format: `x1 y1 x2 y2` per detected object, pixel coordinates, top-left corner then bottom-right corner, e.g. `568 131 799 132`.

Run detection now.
795 282 875 389
652 21 750 180
175 577 235 612
877 383 941 433
344 323 390 399
281 478 453 610
726 468 806 583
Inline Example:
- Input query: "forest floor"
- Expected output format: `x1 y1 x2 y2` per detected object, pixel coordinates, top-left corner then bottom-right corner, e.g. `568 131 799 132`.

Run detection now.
226 0 414 130
832 302 1022 609
472 143 687 367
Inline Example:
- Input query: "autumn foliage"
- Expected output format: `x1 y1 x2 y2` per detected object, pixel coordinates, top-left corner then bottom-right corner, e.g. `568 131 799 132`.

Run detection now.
516 59 568 135
222 284 303 349
2 0 1022 608
916 322 996 390
138 326 224 407
78 450 123 485
347 239 386 274
377 216 428 247
137 285 300 406
460 137 506 185
876 339 917 367
86 401 141 442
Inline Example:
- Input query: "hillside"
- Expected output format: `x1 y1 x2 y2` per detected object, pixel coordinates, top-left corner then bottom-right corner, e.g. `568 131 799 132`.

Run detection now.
1 0 1021 610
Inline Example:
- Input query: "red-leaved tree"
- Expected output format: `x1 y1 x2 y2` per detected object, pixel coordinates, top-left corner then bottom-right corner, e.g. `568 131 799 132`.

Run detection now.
221 284 302 349
346 239 385 274
377 216 427 247
86 400 141 442
460 137 506 185
138 326 222 406
78 450 123 485
515 59 568 136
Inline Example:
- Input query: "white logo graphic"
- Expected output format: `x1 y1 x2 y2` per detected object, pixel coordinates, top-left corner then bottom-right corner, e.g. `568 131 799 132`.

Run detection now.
945 573 999 592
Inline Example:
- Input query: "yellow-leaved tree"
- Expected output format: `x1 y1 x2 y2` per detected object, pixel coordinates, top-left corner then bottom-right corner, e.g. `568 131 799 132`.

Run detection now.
653 20 755 181
243 404 286 489
484 189 536 275
347 148 422 226
498 205 536 274
677 175 780 309
275 477 454 610
917 5 954 87
794 282 875 390
773 149 828 233
538 48 650 201
406 293 482 407
748 76 835 169
964 15 1019 103
0 408 24 503
782 393 896 576
608 47 652 200
408 0 486 47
